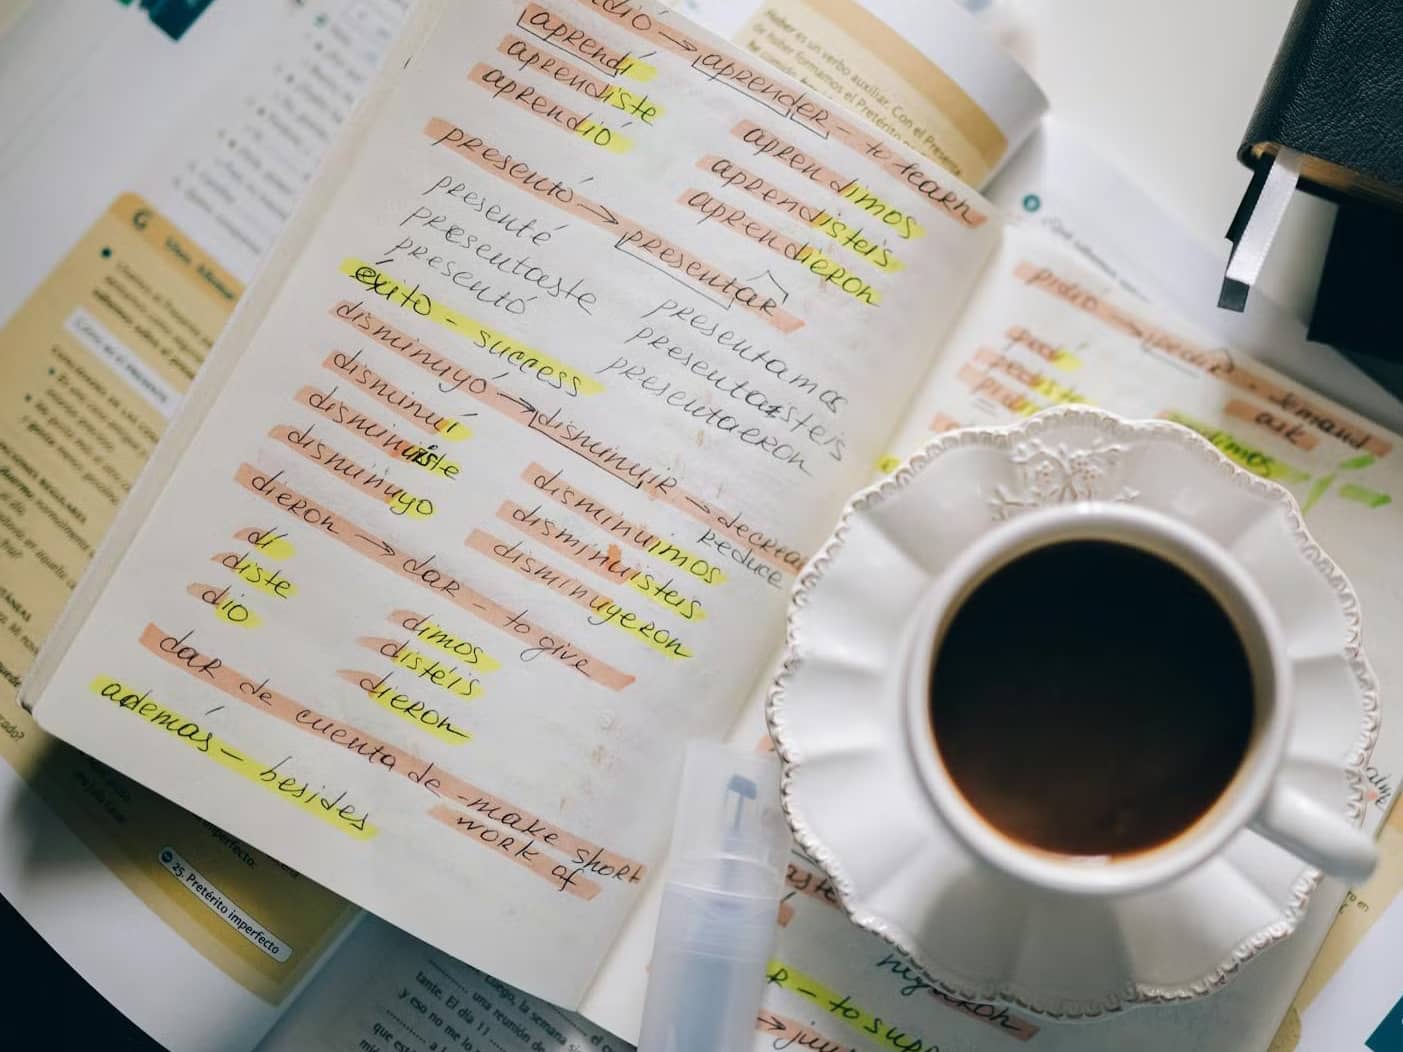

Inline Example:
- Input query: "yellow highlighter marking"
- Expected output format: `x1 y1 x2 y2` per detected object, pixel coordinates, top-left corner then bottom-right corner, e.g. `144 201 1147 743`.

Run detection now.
91 676 375 839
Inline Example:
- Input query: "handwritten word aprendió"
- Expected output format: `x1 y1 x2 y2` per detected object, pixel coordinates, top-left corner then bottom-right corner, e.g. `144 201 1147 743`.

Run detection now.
91 673 375 839
471 64 633 154
136 624 642 874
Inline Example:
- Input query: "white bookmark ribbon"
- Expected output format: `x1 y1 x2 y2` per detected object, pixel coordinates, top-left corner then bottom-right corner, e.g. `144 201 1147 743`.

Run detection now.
1224 146 1303 296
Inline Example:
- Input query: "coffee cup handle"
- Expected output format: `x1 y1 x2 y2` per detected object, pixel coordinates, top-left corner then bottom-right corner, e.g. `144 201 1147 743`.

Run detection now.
1251 783 1377 884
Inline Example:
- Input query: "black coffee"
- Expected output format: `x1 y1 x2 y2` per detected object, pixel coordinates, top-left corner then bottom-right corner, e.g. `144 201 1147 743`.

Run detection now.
929 539 1255 857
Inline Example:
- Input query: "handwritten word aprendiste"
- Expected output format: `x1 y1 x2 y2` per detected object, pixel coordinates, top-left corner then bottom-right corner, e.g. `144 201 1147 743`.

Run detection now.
136 624 642 878
1015 261 1393 456
329 300 808 573
234 462 634 691
422 118 804 333
91 673 376 839
499 32 665 121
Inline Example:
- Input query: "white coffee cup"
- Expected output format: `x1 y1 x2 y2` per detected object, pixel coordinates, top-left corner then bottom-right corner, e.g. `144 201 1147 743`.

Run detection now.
900 501 1377 896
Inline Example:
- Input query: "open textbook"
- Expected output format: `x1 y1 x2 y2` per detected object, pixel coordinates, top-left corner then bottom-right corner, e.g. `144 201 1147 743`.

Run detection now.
7 2 1403 1051
0 1 410 1048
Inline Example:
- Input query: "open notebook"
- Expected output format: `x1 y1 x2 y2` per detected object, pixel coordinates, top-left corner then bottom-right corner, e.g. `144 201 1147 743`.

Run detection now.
18 0 1403 1048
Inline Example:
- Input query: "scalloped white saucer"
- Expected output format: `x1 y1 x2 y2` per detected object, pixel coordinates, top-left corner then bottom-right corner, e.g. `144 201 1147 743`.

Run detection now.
768 407 1379 1019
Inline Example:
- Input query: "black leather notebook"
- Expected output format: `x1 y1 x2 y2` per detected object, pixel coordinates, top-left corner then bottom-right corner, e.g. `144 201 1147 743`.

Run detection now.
1240 0 1403 212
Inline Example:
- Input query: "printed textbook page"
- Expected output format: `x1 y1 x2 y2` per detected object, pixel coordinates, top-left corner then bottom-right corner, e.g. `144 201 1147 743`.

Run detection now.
0 1 410 1047
26 0 1001 1010
674 0 1045 187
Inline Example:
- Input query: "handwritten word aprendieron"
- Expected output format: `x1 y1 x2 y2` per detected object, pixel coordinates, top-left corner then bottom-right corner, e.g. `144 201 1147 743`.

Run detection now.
234 464 633 690
1015 261 1392 457
91 673 375 839
136 623 643 876
421 118 804 332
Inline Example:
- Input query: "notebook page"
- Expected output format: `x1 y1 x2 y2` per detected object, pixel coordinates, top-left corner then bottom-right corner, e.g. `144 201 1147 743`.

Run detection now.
30 0 1000 1007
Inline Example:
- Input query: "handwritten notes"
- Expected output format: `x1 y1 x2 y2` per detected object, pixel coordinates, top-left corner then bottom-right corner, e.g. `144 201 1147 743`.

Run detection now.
30 0 998 1007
